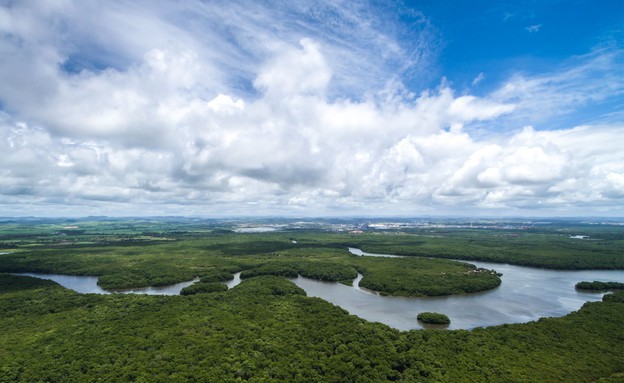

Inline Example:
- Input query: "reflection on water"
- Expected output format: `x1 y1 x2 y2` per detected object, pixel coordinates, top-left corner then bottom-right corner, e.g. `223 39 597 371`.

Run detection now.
288 248 624 330
13 273 199 295
226 272 242 289
11 249 624 330
347 247 403 258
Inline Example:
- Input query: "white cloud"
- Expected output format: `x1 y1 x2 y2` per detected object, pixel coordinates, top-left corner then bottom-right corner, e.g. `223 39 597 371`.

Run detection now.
206 94 245 115
490 49 624 126
0 1 622 217
472 72 485 86
437 125 624 211
254 39 331 98
449 95 516 122
525 24 542 33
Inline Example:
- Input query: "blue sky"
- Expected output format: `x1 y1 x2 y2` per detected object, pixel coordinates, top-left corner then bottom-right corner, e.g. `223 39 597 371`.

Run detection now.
408 0 623 126
0 0 622 217
414 1 621 76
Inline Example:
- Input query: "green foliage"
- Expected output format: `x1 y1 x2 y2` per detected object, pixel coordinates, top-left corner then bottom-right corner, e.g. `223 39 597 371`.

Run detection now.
350 229 624 270
597 372 624 382
0 273 58 293
1 273 623 382
603 291 624 303
180 282 228 295
197 268 235 283
97 268 196 289
417 312 451 325
230 275 307 297
241 261 358 282
353 256 501 296
241 262 299 278
576 281 624 291
297 261 358 282
1 219 622 295
1 219 623 381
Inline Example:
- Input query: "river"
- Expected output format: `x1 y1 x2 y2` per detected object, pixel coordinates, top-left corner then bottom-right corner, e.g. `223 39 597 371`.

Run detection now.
12 272 199 295
10 248 624 330
285 248 624 330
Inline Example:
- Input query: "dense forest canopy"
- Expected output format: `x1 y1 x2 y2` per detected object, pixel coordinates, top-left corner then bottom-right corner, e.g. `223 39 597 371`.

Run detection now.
1 217 623 381
417 312 451 325
1 273 623 382
576 281 624 291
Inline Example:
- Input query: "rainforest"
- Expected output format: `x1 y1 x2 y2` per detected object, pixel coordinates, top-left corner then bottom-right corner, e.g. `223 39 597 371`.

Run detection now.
1 217 623 382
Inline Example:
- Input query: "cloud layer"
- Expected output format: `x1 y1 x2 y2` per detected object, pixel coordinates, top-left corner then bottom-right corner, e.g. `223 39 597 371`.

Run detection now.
0 1 622 216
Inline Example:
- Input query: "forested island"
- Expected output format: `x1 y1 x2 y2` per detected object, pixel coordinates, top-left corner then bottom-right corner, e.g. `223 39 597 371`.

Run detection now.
417 312 451 325
1 217 623 382
576 281 624 291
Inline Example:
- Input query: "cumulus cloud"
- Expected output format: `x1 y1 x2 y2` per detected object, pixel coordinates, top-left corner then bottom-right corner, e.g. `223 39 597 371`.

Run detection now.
254 39 331 98
438 125 624 211
0 1 622 217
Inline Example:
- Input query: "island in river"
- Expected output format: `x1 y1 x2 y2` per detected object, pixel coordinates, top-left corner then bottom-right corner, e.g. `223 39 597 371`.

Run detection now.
0 216 623 382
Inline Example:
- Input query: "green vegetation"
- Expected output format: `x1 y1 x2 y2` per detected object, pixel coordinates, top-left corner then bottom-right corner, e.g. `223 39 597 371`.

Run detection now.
1 274 623 382
354 256 501 296
0 221 507 297
603 292 624 303
240 261 357 282
353 230 624 269
576 281 624 291
0 218 623 381
180 282 228 295
2 217 623 272
597 373 624 383
1 217 622 295
417 312 451 325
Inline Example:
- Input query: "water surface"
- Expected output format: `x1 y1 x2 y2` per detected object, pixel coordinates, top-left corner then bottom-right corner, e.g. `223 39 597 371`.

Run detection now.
288 248 624 330
226 272 242 289
11 249 624 330
13 273 199 295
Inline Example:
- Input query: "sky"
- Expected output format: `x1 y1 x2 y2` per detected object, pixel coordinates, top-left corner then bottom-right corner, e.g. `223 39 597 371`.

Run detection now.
0 0 623 218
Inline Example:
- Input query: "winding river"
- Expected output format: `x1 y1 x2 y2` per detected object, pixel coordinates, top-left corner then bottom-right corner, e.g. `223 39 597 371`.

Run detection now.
12 273 200 295
285 248 624 330
9 247 624 330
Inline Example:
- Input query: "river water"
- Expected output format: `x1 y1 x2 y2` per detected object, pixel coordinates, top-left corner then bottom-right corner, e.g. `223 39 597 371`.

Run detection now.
9 248 624 330
286 248 624 330
12 273 199 295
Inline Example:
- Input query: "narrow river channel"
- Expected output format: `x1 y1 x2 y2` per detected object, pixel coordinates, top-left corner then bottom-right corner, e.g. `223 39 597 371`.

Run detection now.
12 273 199 295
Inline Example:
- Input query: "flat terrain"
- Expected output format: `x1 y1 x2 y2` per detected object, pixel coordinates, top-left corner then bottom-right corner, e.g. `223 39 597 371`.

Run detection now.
0 217 623 382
